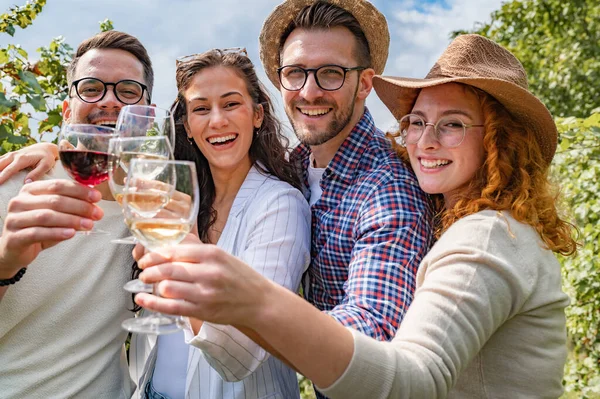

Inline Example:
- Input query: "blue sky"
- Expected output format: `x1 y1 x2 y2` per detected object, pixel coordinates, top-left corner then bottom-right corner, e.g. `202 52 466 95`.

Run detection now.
1 0 504 139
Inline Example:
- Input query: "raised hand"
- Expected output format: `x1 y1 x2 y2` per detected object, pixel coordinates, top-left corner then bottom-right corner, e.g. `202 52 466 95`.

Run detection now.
0 179 103 278
133 239 272 327
0 143 58 184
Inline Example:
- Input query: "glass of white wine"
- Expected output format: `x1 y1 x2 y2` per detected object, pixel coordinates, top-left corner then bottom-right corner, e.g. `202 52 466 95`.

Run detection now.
107 136 174 247
115 104 175 145
121 159 199 335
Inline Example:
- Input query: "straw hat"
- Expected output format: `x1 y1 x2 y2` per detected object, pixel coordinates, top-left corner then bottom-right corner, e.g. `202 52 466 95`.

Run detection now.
373 34 557 166
259 0 389 88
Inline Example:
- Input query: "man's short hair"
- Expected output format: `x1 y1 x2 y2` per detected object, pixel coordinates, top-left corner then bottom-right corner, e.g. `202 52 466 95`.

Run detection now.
279 0 371 68
67 30 154 99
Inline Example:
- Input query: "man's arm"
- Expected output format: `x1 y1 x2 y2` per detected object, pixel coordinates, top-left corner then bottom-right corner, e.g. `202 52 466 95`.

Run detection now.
326 177 434 340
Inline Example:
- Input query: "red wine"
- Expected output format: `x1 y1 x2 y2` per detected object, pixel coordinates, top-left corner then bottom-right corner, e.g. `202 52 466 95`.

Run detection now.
59 150 112 187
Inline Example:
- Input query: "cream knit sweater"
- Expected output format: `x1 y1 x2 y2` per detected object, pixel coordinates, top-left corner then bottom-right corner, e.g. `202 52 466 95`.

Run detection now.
0 164 136 398
321 210 569 399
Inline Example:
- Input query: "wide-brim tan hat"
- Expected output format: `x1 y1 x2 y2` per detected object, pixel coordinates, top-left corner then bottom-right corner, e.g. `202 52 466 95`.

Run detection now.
373 34 557 166
259 0 389 88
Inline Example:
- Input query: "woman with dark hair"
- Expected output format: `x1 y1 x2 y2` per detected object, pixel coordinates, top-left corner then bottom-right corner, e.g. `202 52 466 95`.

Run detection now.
127 48 310 399
132 35 578 398
4 48 310 399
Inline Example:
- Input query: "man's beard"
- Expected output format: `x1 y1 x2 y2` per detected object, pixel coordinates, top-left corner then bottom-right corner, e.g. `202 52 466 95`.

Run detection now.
287 94 357 147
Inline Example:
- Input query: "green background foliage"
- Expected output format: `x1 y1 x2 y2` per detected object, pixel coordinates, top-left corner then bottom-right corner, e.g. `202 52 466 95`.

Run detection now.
554 113 600 398
0 0 71 155
2 0 599 397
454 0 600 119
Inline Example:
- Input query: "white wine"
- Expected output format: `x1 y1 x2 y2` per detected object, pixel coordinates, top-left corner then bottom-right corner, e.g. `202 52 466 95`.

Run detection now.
124 191 170 218
130 219 191 250
119 152 169 174
115 193 124 205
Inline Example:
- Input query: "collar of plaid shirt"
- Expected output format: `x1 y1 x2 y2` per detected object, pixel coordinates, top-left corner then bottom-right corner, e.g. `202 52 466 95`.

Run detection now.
292 107 375 186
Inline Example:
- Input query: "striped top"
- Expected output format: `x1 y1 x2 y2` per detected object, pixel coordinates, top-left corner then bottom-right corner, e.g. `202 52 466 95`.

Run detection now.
129 165 311 399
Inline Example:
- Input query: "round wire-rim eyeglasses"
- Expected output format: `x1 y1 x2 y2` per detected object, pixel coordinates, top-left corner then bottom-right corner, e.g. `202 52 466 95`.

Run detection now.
398 113 485 148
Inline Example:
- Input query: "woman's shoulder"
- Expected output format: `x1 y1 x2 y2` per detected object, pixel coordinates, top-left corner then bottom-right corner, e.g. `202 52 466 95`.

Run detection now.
432 210 556 278
444 210 538 243
239 165 308 211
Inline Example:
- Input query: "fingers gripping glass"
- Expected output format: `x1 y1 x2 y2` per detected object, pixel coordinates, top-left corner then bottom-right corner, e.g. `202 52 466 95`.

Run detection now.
398 114 485 148
71 77 149 105
277 64 366 91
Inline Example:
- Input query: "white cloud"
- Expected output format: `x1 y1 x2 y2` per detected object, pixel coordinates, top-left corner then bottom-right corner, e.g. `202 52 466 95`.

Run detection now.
2 0 503 138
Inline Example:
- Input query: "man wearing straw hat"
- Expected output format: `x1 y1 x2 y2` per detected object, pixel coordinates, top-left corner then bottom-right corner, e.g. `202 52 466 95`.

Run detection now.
258 1 434 394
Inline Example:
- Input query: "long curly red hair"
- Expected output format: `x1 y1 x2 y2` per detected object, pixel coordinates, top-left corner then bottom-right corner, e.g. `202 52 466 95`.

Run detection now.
389 85 578 256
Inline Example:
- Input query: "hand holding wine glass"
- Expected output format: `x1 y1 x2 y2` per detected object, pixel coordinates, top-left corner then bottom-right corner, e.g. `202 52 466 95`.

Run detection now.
121 159 199 335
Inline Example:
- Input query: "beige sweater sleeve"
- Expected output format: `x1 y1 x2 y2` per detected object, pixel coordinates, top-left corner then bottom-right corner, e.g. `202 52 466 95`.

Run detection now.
320 212 542 399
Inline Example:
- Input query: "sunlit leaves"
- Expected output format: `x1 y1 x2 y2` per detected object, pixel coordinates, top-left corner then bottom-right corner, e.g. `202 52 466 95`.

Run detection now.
455 0 600 119
1 4 73 154
553 113 600 396
0 0 45 36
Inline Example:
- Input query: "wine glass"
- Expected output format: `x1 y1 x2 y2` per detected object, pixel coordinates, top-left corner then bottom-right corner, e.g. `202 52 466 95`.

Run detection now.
115 104 175 145
57 124 118 235
107 136 174 245
121 159 199 335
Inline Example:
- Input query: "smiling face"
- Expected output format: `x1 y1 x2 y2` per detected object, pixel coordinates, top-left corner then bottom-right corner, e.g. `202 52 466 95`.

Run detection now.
280 26 371 146
63 48 148 128
183 66 262 175
406 83 486 207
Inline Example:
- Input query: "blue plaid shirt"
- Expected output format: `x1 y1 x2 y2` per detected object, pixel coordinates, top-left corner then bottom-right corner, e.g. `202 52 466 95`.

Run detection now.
293 109 435 343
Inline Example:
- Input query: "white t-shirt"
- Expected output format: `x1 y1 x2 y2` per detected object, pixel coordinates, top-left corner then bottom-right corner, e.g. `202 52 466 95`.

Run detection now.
307 156 326 206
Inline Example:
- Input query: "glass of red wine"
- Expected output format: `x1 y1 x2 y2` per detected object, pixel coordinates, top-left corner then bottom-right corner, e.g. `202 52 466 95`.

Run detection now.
58 124 118 235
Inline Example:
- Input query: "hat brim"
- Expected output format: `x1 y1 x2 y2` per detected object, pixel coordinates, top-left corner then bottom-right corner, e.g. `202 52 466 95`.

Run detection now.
259 0 390 89
373 75 558 166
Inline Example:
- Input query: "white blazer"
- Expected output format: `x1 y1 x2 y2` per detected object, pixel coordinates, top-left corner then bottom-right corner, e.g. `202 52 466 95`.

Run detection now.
130 166 311 399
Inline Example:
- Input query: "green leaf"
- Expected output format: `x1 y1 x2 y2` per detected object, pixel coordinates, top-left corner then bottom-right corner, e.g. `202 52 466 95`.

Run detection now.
18 70 43 93
7 134 27 144
0 123 11 139
0 49 8 64
27 94 46 111
0 92 18 112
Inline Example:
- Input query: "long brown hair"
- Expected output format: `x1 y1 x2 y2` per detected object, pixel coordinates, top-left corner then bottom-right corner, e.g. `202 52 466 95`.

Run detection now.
390 85 578 255
172 49 301 242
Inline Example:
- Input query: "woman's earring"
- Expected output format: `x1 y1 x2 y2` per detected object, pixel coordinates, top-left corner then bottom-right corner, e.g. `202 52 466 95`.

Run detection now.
187 136 195 145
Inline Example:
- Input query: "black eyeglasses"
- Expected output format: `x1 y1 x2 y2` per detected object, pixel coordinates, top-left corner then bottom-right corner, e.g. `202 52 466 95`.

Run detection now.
70 77 149 105
277 64 366 91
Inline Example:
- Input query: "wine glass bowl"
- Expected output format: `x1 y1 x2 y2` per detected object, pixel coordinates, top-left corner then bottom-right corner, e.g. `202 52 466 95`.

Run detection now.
121 159 199 335
115 104 175 145
107 135 174 244
58 124 117 188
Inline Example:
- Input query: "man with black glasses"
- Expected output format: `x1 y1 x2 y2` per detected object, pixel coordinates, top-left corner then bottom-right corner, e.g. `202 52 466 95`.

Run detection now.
258 1 435 396
0 30 152 398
